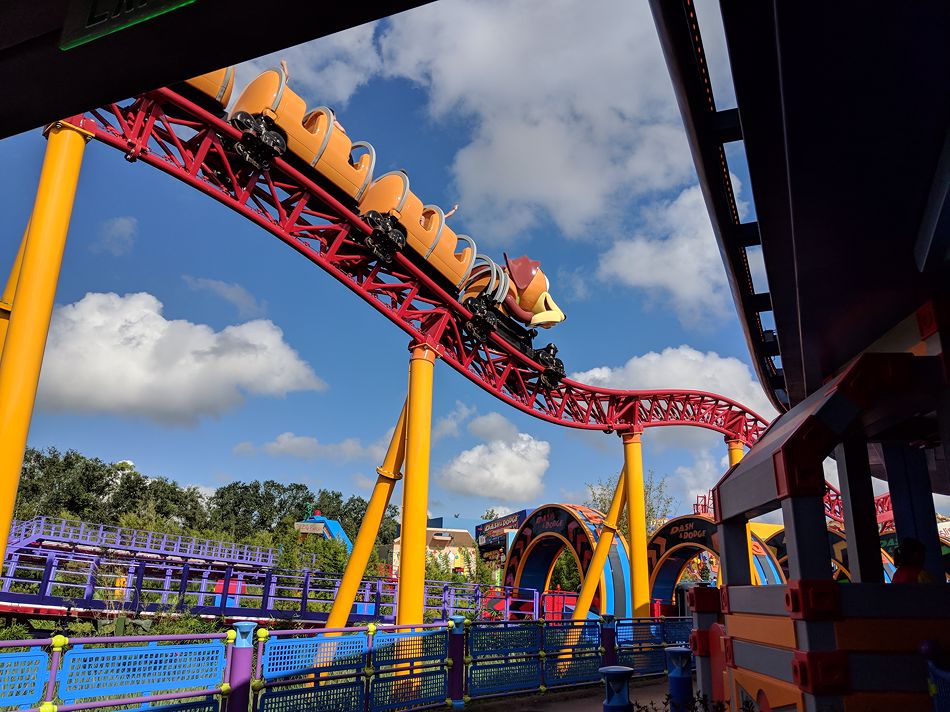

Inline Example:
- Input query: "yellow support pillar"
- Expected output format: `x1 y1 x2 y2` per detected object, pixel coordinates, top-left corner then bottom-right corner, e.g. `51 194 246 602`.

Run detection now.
0 123 88 564
623 431 651 617
0 225 28 358
726 438 745 468
572 468 626 620
725 438 757 581
326 400 408 629
396 345 437 625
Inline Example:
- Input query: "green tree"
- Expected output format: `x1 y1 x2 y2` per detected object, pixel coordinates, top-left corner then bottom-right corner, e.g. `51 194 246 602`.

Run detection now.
480 508 498 521
585 469 675 537
549 550 581 592
15 447 120 521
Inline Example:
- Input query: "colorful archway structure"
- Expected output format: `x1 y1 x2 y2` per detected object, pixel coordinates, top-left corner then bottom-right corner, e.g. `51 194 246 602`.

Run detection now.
647 515 785 604
879 532 950 579
503 504 631 619
765 528 897 582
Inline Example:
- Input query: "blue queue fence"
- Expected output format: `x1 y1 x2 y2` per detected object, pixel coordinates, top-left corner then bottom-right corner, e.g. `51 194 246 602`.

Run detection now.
0 616 692 712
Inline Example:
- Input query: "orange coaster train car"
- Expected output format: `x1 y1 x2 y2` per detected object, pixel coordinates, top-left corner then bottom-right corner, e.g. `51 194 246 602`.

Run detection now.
183 65 566 381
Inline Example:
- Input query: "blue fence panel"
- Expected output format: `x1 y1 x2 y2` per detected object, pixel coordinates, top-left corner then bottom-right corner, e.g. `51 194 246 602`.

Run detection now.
261 633 367 680
467 657 541 697
257 679 364 712
0 649 50 708
369 667 447 711
373 630 447 668
542 620 600 653
930 661 950 712
618 647 666 675
616 619 662 648
149 700 220 712
59 642 226 702
661 618 692 645
467 622 541 657
543 652 602 687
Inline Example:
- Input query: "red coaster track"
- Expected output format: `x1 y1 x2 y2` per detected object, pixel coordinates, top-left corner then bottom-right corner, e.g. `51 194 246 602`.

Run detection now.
63 87 897 527
66 88 769 444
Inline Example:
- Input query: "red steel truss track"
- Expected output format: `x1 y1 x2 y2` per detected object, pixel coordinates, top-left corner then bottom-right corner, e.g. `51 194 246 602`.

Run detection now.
66 87 770 444
66 88 896 523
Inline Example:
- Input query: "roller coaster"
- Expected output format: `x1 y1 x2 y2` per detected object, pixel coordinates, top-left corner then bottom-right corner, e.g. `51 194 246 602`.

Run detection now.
0 63 895 628
62 66 767 442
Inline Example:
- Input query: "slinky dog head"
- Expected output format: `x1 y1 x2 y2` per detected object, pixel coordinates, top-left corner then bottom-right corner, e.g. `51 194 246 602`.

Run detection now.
502 254 566 329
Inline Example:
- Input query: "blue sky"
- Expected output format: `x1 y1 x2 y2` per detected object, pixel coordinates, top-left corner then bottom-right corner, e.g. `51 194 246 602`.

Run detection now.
0 0 803 533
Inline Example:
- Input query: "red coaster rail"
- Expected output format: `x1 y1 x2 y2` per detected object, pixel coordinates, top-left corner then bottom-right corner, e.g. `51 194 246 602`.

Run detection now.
65 87 768 445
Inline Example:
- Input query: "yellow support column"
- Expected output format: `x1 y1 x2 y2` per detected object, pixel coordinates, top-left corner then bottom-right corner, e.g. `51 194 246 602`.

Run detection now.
0 225 28 358
726 438 745 468
396 345 436 625
572 468 626 620
0 123 88 564
725 438 757 581
623 431 651 617
326 400 408 629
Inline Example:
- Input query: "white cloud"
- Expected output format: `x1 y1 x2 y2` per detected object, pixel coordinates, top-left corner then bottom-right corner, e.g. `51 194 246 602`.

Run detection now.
432 401 475 442
573 345 775 452
234 21 383 109
560 487 588 504
574 345 775 420
669 449 731 512
259 431 388 461
182 276 267 318
440 412 549 502
598 184 738 324
556 267 592 303
467 412 518 443
37 292 323 425
378 0 698 241
236 0 721 245
353 473 376 491
233 441 256 456
263 432 321 458
90 216 137 256
190 484 216 500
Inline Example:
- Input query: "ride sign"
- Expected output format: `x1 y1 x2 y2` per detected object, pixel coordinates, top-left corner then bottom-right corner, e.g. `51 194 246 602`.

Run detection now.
61 0 196 50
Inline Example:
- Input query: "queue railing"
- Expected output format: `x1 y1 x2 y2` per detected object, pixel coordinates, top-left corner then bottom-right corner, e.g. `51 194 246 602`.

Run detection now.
8 516 275 566
0 617 693 711
0 630 233 712
0 547 538 623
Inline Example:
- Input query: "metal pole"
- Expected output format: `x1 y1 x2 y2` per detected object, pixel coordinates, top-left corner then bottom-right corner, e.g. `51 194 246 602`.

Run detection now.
227 622 257 712
396 345 436 625
326 400 408 629
0 224 28 360
0 122 88 564
726 439 759 583
725 438 744 468
573 468 627 620
622 431 650 617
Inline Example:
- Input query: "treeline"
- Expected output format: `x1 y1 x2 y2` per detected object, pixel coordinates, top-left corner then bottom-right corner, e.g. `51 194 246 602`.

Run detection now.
14 447 400 572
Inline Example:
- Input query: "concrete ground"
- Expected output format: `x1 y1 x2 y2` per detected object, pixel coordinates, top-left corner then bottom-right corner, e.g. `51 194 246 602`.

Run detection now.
466 676 673 711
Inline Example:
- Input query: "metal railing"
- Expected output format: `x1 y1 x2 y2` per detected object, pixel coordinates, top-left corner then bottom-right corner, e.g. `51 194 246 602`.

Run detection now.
0 547 539 623
0 630 232 712
0 617 690 711
8 516 276 566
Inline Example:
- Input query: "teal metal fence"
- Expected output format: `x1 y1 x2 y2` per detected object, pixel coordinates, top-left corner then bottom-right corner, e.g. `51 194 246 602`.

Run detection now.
0 617 691 712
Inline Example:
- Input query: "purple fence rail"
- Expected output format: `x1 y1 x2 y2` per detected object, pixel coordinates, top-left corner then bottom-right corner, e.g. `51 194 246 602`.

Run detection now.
8 517 276 566
0 547 539 623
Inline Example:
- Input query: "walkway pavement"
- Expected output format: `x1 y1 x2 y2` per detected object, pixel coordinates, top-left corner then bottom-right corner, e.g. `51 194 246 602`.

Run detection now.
467 677 672 711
